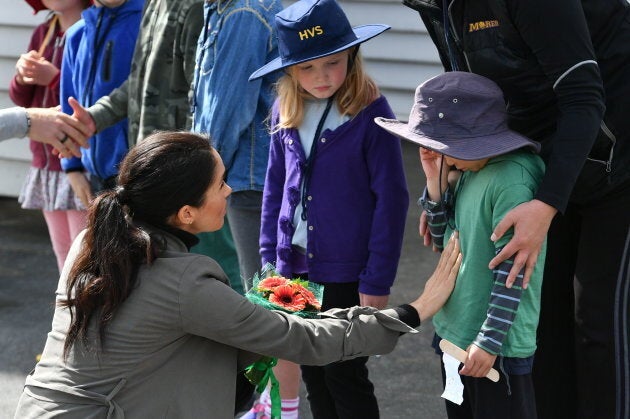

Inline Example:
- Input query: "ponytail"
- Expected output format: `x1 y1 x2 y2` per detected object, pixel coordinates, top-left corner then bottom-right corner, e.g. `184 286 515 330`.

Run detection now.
60 190 153 358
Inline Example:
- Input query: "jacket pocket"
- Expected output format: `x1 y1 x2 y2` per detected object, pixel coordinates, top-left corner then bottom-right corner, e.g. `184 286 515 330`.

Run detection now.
198 30 218 76
102 41 113 82
587 120 616 173
571 120 618 204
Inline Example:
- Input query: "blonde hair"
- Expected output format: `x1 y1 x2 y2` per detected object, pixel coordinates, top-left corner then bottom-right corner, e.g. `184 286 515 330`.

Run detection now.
274 47 380 129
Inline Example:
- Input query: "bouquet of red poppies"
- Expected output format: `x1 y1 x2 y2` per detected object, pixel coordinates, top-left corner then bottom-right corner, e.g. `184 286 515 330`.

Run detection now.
246 269 323 317
243 264 323 418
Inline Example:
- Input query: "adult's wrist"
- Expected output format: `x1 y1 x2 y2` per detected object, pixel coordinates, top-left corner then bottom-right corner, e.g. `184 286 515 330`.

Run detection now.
531 198 558 221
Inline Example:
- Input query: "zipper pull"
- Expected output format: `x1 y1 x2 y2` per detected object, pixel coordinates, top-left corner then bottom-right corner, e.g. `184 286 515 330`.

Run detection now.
606 160 612 173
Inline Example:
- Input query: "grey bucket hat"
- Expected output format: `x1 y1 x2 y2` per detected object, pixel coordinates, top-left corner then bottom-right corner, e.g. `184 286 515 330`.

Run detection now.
375 71 540 160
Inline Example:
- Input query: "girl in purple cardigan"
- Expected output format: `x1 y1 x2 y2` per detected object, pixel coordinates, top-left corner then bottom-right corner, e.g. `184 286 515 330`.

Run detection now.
248 0 409 417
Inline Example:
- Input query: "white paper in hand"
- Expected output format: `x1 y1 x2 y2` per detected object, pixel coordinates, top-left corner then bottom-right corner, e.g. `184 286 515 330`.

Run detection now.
441 352 464 405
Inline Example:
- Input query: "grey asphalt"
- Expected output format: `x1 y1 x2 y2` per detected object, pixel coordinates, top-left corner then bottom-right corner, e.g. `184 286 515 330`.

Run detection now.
0 141 448 419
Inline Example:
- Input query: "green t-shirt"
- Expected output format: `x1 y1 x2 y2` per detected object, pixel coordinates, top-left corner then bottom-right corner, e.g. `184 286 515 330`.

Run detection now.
433 151 546 358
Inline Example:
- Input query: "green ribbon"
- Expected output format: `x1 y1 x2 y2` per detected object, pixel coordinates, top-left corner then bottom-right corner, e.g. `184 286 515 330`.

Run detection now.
245 356 281 418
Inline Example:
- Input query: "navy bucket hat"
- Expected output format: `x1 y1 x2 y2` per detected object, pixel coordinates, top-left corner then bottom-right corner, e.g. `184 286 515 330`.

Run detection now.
375 71 541 160
249 0 389 81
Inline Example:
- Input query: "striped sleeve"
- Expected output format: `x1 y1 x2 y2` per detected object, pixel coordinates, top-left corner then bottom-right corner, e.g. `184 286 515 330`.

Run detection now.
419 186 453 251
472 247 524 355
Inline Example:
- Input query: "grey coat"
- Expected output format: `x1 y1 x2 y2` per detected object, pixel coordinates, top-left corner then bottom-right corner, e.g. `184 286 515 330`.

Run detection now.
14 227 418 418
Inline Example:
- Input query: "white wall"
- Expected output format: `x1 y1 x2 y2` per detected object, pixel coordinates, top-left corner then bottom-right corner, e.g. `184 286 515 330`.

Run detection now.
0 1 46 197
339 0 441 117
0 0 440 197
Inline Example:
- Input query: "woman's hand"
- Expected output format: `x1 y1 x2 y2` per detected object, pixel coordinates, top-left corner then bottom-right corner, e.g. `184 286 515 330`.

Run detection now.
15 51 59 86
66 172 93 208
410 232 462 321
489 199 557 288
460 344 497 378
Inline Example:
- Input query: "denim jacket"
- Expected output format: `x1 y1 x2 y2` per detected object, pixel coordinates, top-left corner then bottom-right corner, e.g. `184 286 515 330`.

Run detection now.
192 0 282 192
260 97 409 296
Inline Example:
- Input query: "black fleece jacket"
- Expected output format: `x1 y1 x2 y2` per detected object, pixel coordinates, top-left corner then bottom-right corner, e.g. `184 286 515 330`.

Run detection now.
405 0 630 212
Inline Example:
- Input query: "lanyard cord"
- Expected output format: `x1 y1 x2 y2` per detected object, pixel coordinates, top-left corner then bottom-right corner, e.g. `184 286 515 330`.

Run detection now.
300 96 334 221
442 0 460 71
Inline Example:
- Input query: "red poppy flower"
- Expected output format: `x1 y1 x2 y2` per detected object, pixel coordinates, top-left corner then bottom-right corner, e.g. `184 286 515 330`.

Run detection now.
269 285 306 312
257 276 290 292
291 283 321 310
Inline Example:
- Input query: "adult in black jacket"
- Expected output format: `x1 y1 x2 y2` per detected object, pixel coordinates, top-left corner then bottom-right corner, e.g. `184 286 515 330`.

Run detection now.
404 0 630 418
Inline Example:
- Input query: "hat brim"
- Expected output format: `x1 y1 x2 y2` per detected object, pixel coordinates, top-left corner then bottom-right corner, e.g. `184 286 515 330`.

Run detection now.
25 0 47 12
375 117 541 160
249 24 390 81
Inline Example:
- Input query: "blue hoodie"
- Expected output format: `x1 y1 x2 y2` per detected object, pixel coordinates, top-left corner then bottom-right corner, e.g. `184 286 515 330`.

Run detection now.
61 0 143 180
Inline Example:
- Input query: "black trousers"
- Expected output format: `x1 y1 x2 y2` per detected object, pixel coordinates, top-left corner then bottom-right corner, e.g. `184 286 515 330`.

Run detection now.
533 179 630 419
299 280 379 419
440 358 537 419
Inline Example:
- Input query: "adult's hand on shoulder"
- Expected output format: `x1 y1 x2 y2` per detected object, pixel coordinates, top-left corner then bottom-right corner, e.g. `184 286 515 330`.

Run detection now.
411 232 461 322
489 199 556 289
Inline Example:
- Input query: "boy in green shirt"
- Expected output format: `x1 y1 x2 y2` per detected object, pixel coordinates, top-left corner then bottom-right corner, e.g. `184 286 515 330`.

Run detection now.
376 71 546 418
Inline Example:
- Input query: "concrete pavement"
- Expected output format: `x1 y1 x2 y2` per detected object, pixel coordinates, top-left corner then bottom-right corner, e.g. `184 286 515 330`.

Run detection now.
0 141 448 419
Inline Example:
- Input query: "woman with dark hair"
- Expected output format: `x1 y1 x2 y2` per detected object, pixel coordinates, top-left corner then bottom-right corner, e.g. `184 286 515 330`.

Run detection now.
14 131 461 418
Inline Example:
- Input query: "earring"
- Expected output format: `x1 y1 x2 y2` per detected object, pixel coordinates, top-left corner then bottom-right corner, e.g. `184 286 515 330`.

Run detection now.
188 220 193 225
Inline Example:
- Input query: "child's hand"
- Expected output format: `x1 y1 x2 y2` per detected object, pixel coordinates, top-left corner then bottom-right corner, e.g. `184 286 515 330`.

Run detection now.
68 97 97 138
359 293 388 309
460 344 497 378
15 51 60 86
418 210 440 252
66 172 93 209
419 147 443 180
